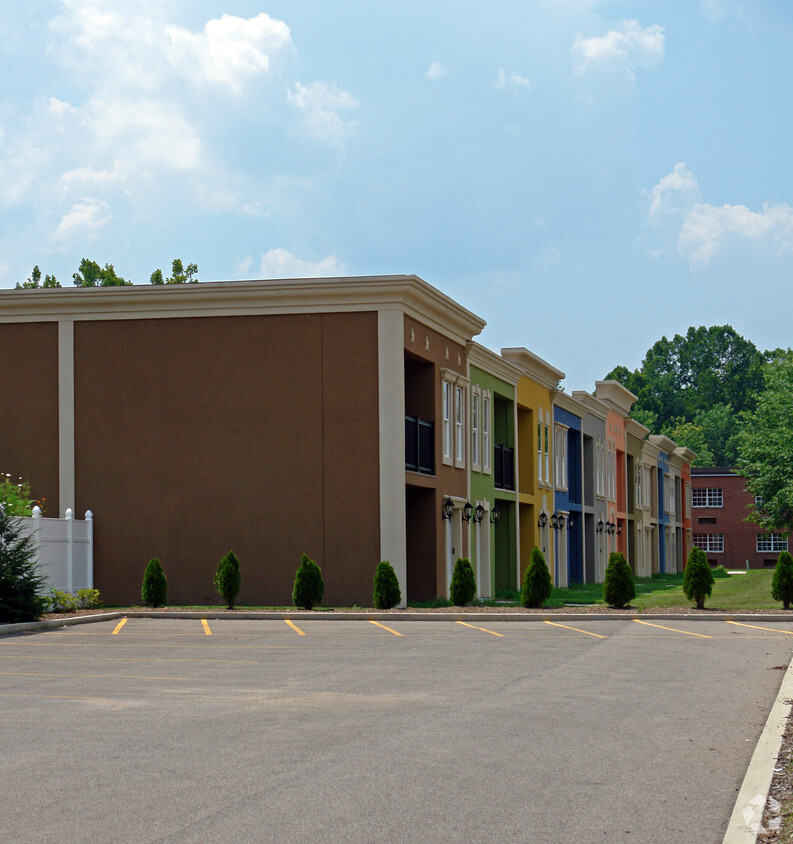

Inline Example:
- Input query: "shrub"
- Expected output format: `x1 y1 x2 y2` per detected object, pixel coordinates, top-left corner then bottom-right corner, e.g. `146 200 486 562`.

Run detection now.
0 504 47 623
373 561 401 609
772 551 793 610
521 546 552 608
603 551 635 609
683 546 715 610
48 589 78 613
712 565 731 579
0 474 37 517
76 588 102 609
214 550 242 609
292 554 324 610
449 557 476 606
141 558 168 608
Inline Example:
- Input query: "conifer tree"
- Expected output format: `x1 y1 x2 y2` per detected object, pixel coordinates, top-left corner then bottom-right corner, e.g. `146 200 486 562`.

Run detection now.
521 546 552 608
772 550 793 610
683 546 715 610
373 561 401 609
603 551 635 609
292 554 324 610
449 557 476 606
214 551 241 609
141 558 167 608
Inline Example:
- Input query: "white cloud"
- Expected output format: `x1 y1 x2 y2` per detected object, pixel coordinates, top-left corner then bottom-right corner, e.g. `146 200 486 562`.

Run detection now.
53 198 111 243
257 248 346 278
287 81 358 146
647 163 793 267
572 20 665 74
496 68 532 91
426 61 447 81
166 13 292 94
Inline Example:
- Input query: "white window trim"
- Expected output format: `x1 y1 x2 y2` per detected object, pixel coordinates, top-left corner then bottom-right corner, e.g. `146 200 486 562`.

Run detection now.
471 388 481 472
442 380 452 466
757 533 788 553
554 424 568 492
693 533 724 553
692 488 723 508
454 384 465 469
482 391 491 475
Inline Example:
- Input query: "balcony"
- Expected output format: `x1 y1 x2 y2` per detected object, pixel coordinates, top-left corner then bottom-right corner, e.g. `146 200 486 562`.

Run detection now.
494 444 515 491
405 415 434 475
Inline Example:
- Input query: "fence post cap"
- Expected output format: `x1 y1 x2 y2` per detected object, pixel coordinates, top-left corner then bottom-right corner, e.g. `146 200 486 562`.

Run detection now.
32 505 42 517
85 510 93 520
65 507 73 519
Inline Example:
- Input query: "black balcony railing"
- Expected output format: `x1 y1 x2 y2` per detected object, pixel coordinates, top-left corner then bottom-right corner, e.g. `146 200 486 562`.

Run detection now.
494 444 515 491
405 416 434 474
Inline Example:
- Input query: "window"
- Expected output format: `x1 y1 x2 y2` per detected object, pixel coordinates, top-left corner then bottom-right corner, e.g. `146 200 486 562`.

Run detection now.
692 488 723 508
554 425 568 491
472 391 480 470
693 533 724 553
595 441 605 498
642 466 651 509
482 394 491 472
454 385 465 467
755 496 764 507
442 380 452 463
665 474 675 515
635 464 642 510
757 534 788 553
544 422 550 484
537 420 543 483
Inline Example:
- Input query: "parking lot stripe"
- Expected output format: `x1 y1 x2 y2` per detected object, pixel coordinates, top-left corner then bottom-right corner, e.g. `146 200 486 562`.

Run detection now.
543 620 606 638
456 620 505 637
284 619 305 636
726 620 793 635
112 618 127 635
633 619 710 638
201 619 212 636
369 620 403 636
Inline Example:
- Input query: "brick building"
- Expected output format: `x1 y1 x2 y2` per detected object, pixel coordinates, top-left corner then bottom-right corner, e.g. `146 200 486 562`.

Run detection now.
690 467 789 569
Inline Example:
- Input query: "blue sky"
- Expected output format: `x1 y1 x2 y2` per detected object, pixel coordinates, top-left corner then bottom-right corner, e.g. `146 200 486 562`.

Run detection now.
2 0 792 389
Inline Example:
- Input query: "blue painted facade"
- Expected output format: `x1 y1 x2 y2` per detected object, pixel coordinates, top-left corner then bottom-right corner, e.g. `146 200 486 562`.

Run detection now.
554 405 584 585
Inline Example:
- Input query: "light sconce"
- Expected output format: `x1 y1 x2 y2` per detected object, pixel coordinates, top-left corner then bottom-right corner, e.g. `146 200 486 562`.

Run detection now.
462 501 473 523
538 511 548 529
490 505 501 525
596 517 605 534
442 498 455 521
474 504 485 524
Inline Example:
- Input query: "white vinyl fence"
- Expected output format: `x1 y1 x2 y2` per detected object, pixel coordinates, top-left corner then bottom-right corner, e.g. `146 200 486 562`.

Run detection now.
19 507 94 594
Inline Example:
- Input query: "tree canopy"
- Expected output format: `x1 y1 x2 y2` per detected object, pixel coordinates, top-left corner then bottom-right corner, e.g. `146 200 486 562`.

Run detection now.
15 265 61 289
73 258 132 287
737 351 793 533
605 325 764 466
150 258 198 285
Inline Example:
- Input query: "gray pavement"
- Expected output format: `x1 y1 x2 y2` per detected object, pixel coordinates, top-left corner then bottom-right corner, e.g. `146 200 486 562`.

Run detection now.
2 616 792 843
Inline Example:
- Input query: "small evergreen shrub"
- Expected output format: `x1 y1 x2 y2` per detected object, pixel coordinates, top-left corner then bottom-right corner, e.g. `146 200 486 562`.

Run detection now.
712 565 731 579
683 546 715 610
449 557 476 606
521 546 552 608
603 551 635 609
0 504 47 623
214 550 241 609
141 558 168 608
373 561 401 609
292 554 324 610
76 588 102 609
772 551 793 610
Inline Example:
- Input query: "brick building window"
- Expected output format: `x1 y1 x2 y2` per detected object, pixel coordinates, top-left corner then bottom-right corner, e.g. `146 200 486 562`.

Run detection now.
692 488 723 508
693 533 724 553
756 534 788 553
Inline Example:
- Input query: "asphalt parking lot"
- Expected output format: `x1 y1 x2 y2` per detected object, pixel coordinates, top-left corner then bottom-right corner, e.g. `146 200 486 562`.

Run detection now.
3 617 793 843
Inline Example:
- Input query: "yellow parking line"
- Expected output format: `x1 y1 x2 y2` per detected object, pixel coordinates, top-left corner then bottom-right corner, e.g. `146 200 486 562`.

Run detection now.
726 620 793 635
543 620 606 638
369 620 403 637
633 619 710 638
201 619 212 636
284 619 305 636
112 618 127 635
456 620 504 637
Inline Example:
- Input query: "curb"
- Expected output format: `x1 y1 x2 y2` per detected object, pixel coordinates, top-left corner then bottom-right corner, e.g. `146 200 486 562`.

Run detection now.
4 610 793 633
723 655 793 843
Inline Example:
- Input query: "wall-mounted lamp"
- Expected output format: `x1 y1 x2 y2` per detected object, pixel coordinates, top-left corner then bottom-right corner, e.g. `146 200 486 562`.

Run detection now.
606 519 616 535
474 503 485 524
567 516 574 531
442 498 455 520
538 511 548 529
551 511 565 531
617 523 623 536
596 517 605 534
462 501 473 523
490 505 501 525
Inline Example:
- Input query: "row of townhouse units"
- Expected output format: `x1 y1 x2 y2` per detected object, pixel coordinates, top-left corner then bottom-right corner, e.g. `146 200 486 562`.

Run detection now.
0 274 694 607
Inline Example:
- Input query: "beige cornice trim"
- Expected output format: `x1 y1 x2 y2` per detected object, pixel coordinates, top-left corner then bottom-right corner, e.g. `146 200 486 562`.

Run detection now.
0 275 487 346
649 433 678 454
467 342 522 386
626 418 651 440
594 380 637 415
673 446 697 463
500 346 565 388
553 391 586 417
571 390 608 421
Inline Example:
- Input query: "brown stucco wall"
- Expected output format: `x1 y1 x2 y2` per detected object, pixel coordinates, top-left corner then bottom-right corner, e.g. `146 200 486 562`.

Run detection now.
73 312 379 606
403 315 468 600
0 322 60 513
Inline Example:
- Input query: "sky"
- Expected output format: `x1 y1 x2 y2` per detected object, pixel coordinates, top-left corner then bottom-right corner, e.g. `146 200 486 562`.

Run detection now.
2 0 793 390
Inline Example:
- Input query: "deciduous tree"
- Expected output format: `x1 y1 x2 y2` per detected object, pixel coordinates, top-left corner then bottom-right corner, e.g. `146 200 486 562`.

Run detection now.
73 258 132 287
150 258 198 284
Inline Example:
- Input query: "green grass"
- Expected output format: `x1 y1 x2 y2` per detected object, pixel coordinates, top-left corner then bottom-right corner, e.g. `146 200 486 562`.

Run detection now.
406 568 786 611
